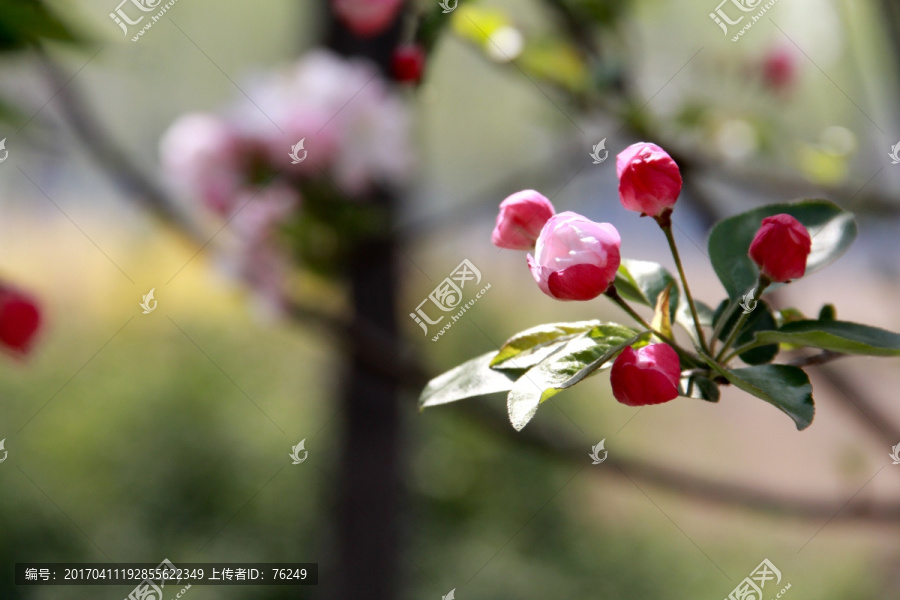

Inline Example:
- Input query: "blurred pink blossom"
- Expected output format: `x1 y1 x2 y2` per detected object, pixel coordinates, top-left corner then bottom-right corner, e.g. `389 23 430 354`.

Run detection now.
160 113 246 215
160 50 413 312
242 50 413 194
332 0 403 37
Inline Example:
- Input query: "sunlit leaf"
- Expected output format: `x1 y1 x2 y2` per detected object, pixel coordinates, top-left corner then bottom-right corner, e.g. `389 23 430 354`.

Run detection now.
507 324 640 430
420 352 524 409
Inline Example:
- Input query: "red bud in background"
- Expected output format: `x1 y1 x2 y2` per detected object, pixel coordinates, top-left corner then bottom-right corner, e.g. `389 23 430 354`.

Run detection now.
0 288 41 355
762 46 797 93
392 45 426 84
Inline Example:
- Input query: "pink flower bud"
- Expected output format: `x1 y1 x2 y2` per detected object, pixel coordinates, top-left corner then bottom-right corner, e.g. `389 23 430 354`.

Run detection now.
762 46 797 92
0 288 41 355
526 212 621 301
748 213 812 283
616 142 683 217
392 44 426 84
332 0 403 37
491 190 556 250
610 344 681 407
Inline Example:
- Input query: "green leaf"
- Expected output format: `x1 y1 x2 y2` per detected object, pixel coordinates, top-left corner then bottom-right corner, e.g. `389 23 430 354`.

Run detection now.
754 320 900 357
420 352 524 409
713 300 779 365
680 373 720 402
490 320 602 368
818 304 836 321
507 324 640 430
708 200 857 299
0 0 82 52
615 259 680 319
518 39 589 93
702 357 815 430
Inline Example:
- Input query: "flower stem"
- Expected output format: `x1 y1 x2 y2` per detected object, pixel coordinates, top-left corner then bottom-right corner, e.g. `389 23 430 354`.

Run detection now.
709 298 741 354
657 215 710 355
715 278 770 363
605 286 700 367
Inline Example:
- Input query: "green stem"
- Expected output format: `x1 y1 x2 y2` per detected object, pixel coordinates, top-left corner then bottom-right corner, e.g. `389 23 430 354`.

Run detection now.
715 277 770 362
658 216 710 355
604 286 700 367
709 298 740 354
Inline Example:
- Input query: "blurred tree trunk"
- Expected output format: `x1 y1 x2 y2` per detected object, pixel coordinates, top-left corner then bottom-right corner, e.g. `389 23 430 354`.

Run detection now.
323 4 406 600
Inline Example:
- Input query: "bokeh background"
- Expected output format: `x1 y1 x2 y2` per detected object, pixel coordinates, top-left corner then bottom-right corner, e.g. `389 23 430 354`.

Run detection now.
1 0 900 598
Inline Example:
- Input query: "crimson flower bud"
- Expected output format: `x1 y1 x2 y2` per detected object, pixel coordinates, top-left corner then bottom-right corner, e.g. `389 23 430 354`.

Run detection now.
526 212 621 301
610 344 681 407
616 142 683 218
762 46 797 92
491 190 556 250
748 213 812 283
0 287 41 355
392 44 426 84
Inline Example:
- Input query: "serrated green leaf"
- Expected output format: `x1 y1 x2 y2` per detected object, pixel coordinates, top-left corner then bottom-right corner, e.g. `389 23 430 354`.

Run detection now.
708 200 856 299
754 320 900 357
490 320 602 368
615 259 680 319
420 351 524 409
701 356 814 430
507 324 640 430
